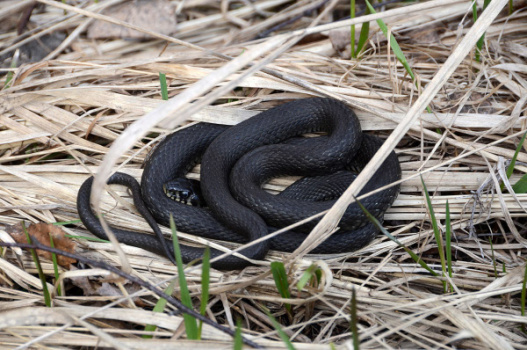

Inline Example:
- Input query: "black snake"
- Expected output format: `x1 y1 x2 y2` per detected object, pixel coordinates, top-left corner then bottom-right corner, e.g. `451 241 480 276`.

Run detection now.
77 98 401 269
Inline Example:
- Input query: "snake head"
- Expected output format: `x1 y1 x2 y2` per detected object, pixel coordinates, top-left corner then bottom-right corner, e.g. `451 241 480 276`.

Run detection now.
163 178 205 207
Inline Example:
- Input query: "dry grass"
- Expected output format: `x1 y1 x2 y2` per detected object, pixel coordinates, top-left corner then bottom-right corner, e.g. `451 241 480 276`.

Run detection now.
1 0 527 348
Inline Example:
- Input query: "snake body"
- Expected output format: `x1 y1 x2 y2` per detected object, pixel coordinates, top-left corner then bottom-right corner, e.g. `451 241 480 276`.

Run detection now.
77 98 401 269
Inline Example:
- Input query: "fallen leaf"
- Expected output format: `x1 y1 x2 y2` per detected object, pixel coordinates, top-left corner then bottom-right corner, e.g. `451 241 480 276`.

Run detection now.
8 222 77 267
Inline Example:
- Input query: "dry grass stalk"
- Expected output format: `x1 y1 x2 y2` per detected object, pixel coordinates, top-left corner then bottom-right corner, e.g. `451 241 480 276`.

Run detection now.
0 0 527 349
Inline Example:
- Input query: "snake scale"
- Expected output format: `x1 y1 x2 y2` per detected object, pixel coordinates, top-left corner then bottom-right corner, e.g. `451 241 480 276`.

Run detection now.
77 98 401 270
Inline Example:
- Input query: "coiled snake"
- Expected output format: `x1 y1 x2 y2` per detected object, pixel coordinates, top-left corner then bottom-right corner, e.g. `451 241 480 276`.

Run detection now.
77 98 401 269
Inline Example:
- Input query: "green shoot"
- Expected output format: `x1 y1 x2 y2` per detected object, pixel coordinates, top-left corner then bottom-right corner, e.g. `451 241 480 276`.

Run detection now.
504 130 527 191
64 234 109 243
505 130 527 193
350 0 356 58
420 177 448 292
365 0 414 80
512 175 527 194
143 279 177 338
266 309 296 350
234 319 243 350
350 0 370 59
521 263 527 333
159 73 169 100
356 8 370 58
488 237 498 278
3 49 18 89
296 263 321 292
53 219 82 225
48 234 62 297
169 215 199 339
364 1 431 113
350 287 360 350
23 223 52 307
271 261 292 315
445 200 453 291
472 2 480 61
198 246 211 339
509 0 514 15
4 71 14 89
472 0 492 62
355 196 439 277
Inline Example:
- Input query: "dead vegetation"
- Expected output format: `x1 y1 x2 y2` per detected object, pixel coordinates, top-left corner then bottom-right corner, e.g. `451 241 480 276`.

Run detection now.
0 0 527 348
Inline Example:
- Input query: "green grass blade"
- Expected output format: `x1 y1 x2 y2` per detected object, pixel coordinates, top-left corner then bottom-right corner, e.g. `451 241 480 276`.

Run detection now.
509 0 514 15
512 174 527 193
198 246 211 339
65 234 110 243
521 263 527 333
445 201 452 292
472 2 478 23
169 215 198 339
350 287 360 350
356 6 371 57
475 33 485 62
350 0 356 58
364 1 432 113
445 201 452 283
234 319 243 350
53 219 82 225
421 176 447 292
23 224 52 307
48 234 62 297
472 1 481 62
143 279 177 338
488 237 498 279
473 0 492 62
3 50 18 89
505 130 527 191
4 70 14 89
296 264 320 291
364 0 414 80
271 261 292 314
159 73 169 100
355 197 439 277
266 310 296 350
